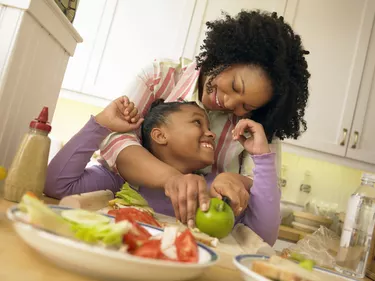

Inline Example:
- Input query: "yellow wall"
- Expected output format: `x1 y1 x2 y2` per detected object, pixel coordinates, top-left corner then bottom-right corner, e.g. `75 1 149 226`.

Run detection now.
52 98 364 212
51 98 104 143
281 152 362 212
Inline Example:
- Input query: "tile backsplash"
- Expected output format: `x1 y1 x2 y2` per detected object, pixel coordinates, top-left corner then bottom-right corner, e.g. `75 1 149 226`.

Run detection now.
52 97 365 212
281 152 363 212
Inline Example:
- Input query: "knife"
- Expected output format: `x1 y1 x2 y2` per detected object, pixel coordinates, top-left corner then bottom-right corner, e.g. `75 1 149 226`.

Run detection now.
222 196 231 206
217 196 234 214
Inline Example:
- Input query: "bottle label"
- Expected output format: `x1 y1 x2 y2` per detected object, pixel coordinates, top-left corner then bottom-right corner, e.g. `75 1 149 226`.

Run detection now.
340 194 375 247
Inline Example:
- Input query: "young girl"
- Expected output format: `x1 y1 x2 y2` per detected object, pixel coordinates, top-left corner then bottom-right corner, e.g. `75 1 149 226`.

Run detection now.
45 96 280 245
95 10 309 228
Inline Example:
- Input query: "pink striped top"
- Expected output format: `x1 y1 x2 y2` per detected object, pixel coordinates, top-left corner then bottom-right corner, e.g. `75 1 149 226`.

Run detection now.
99 58 281 178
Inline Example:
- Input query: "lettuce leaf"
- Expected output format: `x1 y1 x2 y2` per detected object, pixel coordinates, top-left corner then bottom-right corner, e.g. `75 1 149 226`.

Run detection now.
115 183 149 206
19 193 74 238
71 220 131 246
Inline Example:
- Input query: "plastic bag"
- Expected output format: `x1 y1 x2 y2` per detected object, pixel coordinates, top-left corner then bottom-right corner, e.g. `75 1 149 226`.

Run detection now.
281 226 340 269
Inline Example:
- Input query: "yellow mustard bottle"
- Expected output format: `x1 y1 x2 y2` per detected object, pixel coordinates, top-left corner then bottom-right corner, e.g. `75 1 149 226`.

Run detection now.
3 107 51 202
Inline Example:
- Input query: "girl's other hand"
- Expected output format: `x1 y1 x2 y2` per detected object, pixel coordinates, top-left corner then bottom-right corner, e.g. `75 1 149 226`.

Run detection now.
210 172 250 216
232 119 270 155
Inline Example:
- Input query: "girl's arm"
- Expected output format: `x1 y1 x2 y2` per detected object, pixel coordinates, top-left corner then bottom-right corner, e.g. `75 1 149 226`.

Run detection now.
45 96 143 199
235 153 281 246
44 116 123 199
211 119 281 245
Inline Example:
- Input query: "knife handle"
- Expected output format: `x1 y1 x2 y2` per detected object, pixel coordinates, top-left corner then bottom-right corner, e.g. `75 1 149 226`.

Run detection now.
222 196 231 206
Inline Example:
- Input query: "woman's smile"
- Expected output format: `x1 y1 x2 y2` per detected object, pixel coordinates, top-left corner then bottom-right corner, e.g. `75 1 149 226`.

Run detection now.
211 87 225 110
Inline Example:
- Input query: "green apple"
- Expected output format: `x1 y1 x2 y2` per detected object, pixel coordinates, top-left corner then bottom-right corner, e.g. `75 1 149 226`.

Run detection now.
195 197 235 239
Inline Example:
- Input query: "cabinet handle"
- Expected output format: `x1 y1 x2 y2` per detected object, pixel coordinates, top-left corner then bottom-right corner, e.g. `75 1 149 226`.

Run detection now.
340 128 348 146
351 131 359 149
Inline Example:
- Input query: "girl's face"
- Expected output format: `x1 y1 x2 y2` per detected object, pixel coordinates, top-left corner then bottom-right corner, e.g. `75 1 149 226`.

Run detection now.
161 104 216 172
201 64 273 117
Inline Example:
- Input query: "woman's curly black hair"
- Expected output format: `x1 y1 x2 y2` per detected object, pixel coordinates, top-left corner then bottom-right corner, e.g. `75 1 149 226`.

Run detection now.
196 10 310 142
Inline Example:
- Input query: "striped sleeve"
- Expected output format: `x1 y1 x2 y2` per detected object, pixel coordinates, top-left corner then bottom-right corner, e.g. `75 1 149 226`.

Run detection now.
99 59 185 169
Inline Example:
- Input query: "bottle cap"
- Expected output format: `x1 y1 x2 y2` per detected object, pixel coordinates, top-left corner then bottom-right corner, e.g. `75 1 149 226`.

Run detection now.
361 173 375 183
29 107 52 133
0 166 7 180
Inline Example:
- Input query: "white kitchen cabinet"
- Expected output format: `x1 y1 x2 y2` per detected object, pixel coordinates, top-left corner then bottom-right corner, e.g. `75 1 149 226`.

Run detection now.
62 0 196 100
283 0 375 158
0 0 82 169
183 0 285 60
61 0 107 92
346 19 375 165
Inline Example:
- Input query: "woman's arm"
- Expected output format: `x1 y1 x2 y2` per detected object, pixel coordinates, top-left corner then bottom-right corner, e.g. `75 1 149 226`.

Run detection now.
44 116 123 199
236 153 281 246
99 59 195 184
115 146 181 188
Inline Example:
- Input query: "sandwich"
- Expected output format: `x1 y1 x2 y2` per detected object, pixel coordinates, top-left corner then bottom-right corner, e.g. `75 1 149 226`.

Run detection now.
108 183 155 216
251 256 344 281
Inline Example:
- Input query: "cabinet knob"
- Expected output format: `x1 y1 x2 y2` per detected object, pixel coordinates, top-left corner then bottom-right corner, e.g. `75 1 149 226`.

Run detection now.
351 131 359 149
340 128 348 146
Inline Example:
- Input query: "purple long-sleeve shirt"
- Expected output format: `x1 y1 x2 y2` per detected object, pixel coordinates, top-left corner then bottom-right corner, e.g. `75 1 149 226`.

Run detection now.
44 116 281 245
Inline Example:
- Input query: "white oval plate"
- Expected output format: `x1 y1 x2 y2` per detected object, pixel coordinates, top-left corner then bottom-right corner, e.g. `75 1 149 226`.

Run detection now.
7 205 218 281
233 254 357 281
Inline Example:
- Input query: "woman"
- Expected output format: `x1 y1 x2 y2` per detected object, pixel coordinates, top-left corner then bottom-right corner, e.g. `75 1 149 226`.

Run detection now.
45 96 280 245
97 11 309 226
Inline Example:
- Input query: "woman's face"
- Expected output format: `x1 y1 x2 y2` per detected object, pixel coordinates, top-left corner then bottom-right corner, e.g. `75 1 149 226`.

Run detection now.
201 64 273 116
163 104 216 172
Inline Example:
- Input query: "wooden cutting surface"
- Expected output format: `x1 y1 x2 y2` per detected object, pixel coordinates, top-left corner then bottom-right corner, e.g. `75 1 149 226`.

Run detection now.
0 197 245 281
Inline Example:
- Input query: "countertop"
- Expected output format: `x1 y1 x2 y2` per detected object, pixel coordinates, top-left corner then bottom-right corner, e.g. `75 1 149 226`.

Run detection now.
0 198 243 281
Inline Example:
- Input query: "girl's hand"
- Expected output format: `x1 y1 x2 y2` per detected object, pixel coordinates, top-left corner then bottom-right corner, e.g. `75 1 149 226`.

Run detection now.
95 96 144 132
210 172 250 216
232 119 270 155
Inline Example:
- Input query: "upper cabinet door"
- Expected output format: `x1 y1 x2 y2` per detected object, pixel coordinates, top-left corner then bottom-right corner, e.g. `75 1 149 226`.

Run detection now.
183 0 285 60
80 0 196 100
61 0 108 92
346 12 375 165
283 0 375 156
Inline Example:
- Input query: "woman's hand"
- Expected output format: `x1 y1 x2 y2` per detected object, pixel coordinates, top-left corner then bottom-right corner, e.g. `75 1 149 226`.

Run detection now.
164 174 210 228
232 119 270 155
210 172 250 216
95 96 144 132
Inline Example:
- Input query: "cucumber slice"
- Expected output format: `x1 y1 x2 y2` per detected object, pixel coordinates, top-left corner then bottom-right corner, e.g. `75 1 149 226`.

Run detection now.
61 209 110 226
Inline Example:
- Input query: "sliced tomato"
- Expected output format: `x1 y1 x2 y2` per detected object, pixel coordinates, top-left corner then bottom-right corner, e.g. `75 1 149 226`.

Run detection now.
175 229 199 263
124 232 145 251
132 221 152 238
107 209 118 216
123 220 152 251
132 240 178 261
158 252 177 262
109 208 161 227
25 191 37 197
132 239 162 259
